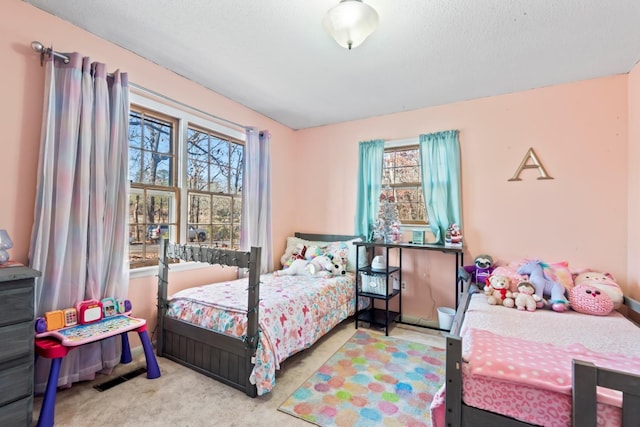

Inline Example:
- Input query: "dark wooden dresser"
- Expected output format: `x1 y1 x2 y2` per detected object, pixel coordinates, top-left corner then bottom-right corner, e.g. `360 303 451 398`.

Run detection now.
0 266 40 426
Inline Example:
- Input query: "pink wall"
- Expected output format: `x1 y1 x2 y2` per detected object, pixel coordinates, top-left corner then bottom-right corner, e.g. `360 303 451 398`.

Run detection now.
2 0 638 334
628 61 640 300
1 1 298 340
296 76 631 320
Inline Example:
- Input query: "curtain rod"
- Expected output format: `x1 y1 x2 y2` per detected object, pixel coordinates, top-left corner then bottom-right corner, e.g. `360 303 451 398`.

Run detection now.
30 41 251 132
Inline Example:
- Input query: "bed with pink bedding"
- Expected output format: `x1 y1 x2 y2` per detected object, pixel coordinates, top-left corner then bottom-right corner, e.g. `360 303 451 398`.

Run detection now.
433 284 640 427
166 271 358 395
156 232 364 398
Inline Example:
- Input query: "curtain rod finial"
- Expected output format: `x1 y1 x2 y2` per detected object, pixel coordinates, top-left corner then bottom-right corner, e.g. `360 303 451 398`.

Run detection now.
31 41 44 53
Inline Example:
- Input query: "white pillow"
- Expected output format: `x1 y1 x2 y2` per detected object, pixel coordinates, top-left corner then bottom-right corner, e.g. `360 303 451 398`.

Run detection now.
280 236 365 272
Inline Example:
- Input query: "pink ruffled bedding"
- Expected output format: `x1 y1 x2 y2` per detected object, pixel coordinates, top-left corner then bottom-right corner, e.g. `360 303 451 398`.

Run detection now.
431 293 640 427
166 272 359 396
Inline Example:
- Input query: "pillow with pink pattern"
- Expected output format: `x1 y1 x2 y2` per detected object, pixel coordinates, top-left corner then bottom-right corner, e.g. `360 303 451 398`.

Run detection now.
573 271 623 309
569 284 614 316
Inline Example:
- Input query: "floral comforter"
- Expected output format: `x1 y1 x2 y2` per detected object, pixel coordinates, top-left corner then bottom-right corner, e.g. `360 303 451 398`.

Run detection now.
166 272 359 395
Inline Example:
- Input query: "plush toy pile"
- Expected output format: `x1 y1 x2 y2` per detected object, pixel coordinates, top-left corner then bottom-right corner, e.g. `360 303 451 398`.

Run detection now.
275 243 348 277
462 255 623 316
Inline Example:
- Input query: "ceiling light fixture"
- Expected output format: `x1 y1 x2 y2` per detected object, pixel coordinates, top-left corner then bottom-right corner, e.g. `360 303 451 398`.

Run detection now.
322 0 379 50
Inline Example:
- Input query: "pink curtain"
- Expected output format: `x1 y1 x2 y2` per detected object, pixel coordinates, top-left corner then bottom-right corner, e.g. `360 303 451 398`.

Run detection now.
240 128 273 272
30 52 130 392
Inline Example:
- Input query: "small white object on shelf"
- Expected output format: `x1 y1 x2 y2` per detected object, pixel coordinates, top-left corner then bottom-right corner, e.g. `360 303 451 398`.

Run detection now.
371 255 386 271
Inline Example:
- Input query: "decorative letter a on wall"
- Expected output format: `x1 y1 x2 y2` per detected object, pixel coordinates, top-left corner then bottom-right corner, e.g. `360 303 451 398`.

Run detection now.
508 147 554 181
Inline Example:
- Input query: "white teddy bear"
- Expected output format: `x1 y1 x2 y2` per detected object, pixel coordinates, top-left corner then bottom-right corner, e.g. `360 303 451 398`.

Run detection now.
274 255 333 277
484 274 515 307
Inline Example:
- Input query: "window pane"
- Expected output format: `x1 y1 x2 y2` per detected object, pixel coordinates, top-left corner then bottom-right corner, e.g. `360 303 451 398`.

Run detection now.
187 129 209 162
211 224 231 247
230 167 242 194
230 143 243 169
211 137 230 162
395 165 421 183
188 193 211 224
128 187 176 268
212 196 231 223
232 198 242 224
382 146 427 225
187 159 209 191
129 110 175 187
143 116 173 154
231 224 241 249
397 149 419 166
128 147 142 182
129 111 142 148
146 193 173 224
395 187 425 222
209 163 229 192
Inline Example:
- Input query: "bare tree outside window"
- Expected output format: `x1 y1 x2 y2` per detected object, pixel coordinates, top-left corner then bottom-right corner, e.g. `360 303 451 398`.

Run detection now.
187 126 243 249
127 104 245 268
383 146 427 225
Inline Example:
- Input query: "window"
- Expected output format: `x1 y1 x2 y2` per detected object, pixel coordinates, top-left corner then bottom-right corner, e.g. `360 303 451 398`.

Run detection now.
127 98 244 269
186 126 243 249
382 144 427 225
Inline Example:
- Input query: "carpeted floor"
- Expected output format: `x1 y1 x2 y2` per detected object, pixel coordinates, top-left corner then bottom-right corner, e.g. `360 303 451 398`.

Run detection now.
32 320 445 426
278 330 446 426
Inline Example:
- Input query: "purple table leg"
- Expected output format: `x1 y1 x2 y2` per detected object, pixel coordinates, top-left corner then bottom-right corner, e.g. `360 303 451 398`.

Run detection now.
37 358 62 427
136 325 161 379
120 332 132 363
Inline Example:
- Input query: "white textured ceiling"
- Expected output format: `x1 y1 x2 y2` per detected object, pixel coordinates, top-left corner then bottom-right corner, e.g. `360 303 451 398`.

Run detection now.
25 0 640 130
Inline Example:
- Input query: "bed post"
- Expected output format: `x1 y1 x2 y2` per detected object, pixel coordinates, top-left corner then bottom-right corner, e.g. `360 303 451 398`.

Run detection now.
445 281 474 427
156 238 170 357
245 246 261 397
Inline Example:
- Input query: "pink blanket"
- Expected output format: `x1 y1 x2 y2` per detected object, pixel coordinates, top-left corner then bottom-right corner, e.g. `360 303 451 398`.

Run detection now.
468 329 640 407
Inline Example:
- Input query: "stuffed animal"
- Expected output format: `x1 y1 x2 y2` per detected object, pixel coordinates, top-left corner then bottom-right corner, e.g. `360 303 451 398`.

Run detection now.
327 255 348 276
460 254 495 286
517 260 568 312
512 281 540 312
569 284 614 316
573 271 623 309
484 275 515 307
445 223 463 247
274 255 333 277
281 244 307 268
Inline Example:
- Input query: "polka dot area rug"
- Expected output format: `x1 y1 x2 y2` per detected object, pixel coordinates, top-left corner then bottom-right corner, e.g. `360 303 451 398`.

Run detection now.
278 330 445 426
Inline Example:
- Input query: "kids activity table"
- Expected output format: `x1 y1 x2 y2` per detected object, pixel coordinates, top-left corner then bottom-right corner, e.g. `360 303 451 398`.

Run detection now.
34 314 161 427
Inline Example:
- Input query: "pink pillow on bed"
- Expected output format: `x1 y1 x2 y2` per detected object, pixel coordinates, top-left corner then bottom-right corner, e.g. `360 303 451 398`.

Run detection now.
569 284 614 316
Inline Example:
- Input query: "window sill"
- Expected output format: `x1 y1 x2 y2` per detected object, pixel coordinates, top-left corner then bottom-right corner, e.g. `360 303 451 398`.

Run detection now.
129 260 213 280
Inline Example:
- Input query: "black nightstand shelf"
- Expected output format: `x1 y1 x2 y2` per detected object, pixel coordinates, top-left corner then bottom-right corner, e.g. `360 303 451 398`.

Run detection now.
354 243 403 336
354 240 464 335
357 307 401 329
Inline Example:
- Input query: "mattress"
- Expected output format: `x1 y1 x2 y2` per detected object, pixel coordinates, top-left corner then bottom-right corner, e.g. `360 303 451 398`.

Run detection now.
458 293 640 426
166 272 360 395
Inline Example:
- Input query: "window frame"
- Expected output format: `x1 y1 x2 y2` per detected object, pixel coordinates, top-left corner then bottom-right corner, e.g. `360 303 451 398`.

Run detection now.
383 138 429 227
128 92 245 276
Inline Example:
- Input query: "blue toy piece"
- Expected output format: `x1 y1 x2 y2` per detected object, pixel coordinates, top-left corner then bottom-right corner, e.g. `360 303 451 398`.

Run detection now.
517 260 568 312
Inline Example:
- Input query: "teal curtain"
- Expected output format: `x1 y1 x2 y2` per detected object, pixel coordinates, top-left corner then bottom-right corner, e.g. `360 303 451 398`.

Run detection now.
354 139 385 239
419 130 462 244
